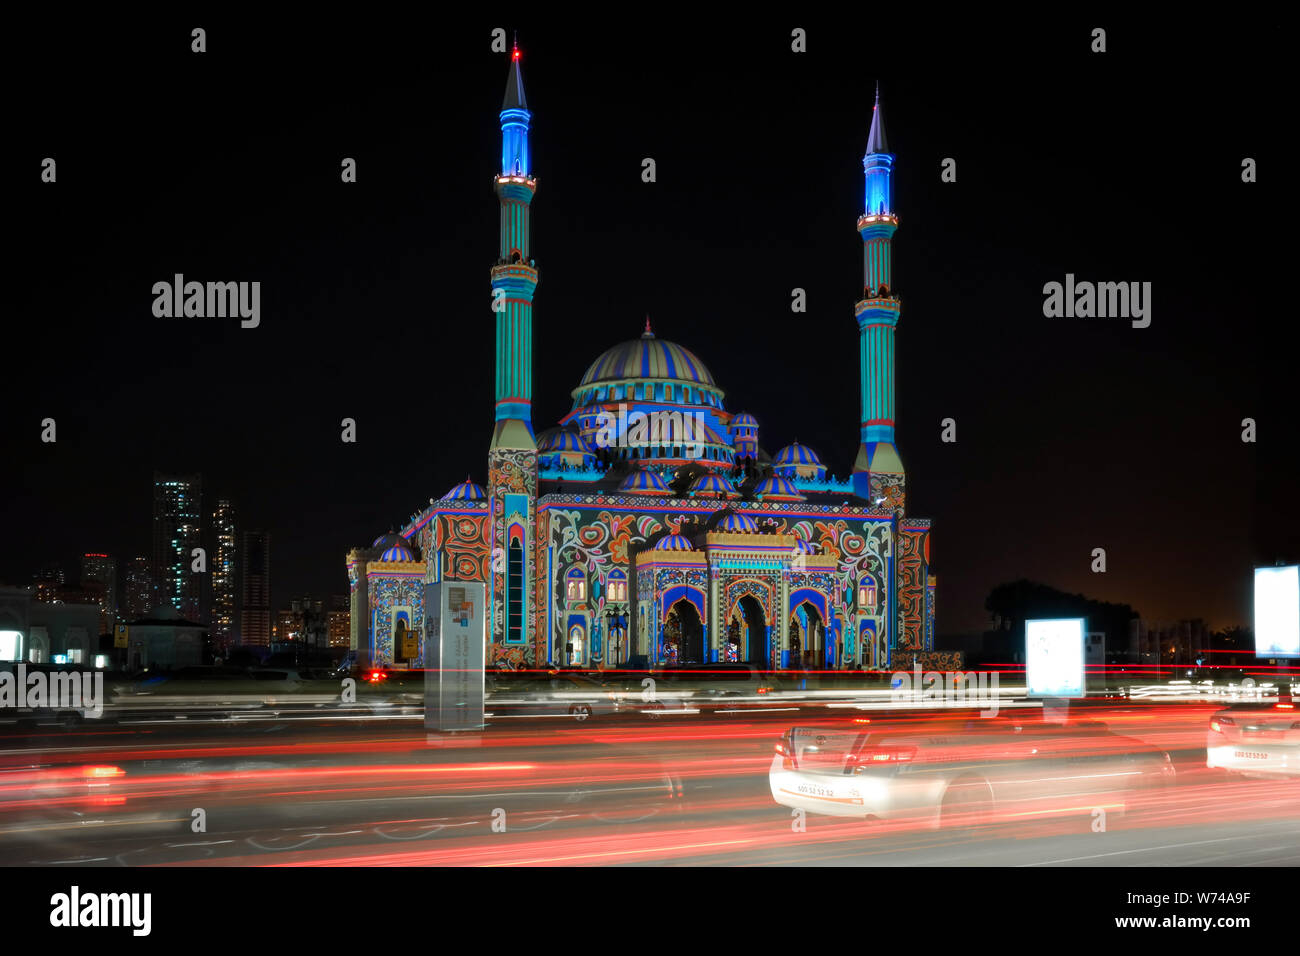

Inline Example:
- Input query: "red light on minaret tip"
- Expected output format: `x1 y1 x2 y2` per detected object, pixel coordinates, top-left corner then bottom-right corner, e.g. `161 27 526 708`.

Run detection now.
513 48 521 60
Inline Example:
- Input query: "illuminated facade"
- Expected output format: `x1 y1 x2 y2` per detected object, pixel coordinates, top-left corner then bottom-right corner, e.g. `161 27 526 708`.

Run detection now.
346 48 944 671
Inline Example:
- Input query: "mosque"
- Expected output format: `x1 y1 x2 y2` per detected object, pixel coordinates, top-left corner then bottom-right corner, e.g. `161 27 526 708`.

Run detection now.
345 46 944 672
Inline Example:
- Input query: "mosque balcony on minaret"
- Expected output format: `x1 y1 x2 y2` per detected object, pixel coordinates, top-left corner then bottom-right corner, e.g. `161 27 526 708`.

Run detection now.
854 295 900 321
856 212 899 230
490 261 539 295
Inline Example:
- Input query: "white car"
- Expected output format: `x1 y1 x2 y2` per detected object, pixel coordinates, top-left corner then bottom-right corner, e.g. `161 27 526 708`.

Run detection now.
770 716 1174 827
1206 701 1300 777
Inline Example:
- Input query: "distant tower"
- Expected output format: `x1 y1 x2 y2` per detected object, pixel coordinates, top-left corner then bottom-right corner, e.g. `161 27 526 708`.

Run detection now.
212 499 238 652
240 530 271 648
487 39 540 654
152 472 203 619
851 85 906 509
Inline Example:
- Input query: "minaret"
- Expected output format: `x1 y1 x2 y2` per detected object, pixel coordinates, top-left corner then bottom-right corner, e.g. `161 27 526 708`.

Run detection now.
851 84 906 511
488 40 539 654
490 40 538 453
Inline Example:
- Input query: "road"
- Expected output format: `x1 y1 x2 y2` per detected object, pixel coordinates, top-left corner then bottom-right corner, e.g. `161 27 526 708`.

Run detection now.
2 702 1297 866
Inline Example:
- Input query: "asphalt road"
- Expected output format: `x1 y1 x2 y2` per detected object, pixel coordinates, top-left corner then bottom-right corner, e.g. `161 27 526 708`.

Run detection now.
1 703 1296 866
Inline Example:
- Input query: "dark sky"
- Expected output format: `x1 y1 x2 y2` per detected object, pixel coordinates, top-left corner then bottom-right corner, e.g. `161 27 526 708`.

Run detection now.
6 13 1291 634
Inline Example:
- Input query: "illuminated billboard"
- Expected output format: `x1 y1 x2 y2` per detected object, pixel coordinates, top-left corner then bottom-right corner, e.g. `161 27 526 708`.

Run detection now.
1254 565 1300 659
1025 617 1086 698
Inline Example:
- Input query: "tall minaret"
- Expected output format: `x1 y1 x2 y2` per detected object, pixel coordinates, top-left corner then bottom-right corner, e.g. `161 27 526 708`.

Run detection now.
851 84 906 511
488 40 539 654
490 40 538 453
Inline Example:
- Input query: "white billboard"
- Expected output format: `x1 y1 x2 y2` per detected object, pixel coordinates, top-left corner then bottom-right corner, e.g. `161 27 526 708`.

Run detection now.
1254 565 1300 659
1025 618 1086 699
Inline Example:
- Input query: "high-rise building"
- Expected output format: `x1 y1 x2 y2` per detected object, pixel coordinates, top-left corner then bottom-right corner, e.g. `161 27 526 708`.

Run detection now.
152 472 203 621
80 553 117 633
328 606 351 648
212 499 238 653
33 563 64 604
124 556 153 620
240 531 271 647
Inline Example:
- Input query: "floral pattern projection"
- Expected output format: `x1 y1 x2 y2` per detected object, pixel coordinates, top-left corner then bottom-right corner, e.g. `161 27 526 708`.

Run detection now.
541 499 934 670
545 505 677 665
369 573 425 667
489 448 538 668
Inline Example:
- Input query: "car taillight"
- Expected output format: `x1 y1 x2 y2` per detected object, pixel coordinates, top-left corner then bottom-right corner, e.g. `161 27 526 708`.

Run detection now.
83 765 124 780
757 686 769 694
775 737 796 769
1210 715 1233 732
1276 703 1295 710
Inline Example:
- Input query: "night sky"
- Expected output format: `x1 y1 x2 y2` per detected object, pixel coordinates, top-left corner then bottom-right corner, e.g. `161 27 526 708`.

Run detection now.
6 13 1290 635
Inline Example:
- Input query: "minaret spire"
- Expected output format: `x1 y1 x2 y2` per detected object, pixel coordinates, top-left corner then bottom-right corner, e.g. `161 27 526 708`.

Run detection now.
852 82 905 511
865 83 888 158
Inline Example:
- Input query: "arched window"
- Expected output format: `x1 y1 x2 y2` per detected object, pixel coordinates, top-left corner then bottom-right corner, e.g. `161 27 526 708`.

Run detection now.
607 570 627 602
857 578 877 611
566 567 586 601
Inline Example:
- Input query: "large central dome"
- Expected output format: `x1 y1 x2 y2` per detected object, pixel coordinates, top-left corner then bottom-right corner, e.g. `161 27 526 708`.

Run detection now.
561 320 734 471
578 327 717 390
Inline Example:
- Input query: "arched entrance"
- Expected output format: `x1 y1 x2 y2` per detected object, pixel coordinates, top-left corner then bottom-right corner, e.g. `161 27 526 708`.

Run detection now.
665 599 703 665
790 602 826 670
736 594 767 664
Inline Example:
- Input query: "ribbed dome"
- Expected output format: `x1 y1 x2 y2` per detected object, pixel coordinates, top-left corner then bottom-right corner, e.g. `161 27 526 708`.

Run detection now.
753 475 805 501
618 469 671 495
730 412 758 428
688 473 737 498
774 442 822 467
653 533 695 551
380 543 415 562
443 477 486 500
579 329 716 388
538 427 591 454
718 512 758 533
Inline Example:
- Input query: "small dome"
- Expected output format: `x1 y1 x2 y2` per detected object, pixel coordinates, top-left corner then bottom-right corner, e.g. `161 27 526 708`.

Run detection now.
372 532 407 552
618 469 671 495
380 543 415 562
753 475 805 501
653 533 695 551
772 441 826 480
793 538 818 554
688 473 737 498
538 427 591 454
444 477 487 501
774 442 822 467
718 512 758 533
730 412 758 429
